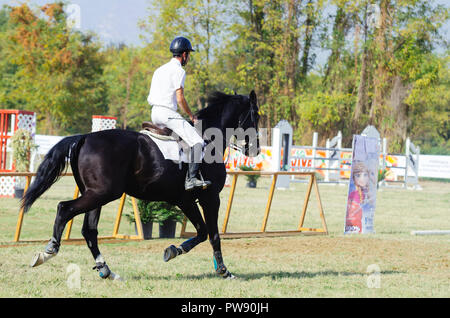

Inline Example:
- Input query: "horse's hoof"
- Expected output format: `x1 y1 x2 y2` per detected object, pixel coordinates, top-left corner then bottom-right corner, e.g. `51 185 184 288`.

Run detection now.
163 245 179 262
30 253 43 267
225 273 236 280
220 270 236 280
30 252 55 268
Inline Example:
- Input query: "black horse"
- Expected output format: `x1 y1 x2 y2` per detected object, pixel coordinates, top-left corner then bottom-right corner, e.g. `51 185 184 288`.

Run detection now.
22 91 260 280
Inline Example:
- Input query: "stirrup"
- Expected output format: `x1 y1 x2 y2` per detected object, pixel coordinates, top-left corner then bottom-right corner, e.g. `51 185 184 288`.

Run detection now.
198 172 211 190
185 171 211 191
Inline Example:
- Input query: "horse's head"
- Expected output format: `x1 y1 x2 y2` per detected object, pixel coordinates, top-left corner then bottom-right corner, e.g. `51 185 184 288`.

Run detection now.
198 90 261 158
236 90 260 157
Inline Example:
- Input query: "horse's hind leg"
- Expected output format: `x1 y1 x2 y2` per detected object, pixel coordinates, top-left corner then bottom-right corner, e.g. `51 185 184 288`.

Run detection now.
30 191 116 268
199 194 234 279
82 208 122 280
163 201 208 262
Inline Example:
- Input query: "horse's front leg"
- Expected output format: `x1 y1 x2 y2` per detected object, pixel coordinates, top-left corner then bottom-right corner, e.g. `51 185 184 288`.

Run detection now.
199 194 235 279
163 200 208 262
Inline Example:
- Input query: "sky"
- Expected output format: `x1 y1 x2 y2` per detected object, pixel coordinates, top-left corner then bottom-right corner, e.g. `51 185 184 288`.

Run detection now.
0 0 150 46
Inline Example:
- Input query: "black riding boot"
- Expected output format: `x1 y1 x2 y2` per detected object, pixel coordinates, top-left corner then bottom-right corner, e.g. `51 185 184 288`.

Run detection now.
185 143 211 191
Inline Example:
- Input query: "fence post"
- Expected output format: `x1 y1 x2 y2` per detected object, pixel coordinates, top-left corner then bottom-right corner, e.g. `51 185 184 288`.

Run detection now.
325 138 330 182
380 138 388 188
406 139 422 190
312 132 318 174
13 174 31 242
337 131 342 184
405 138 410 189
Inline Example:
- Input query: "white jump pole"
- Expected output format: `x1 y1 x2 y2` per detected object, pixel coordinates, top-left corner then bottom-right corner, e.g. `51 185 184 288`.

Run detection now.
411 230 450 236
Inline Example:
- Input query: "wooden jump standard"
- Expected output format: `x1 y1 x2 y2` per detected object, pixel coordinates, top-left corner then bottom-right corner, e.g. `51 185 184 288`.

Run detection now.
180 171 328 239
6 171 328 244
1 172 144 244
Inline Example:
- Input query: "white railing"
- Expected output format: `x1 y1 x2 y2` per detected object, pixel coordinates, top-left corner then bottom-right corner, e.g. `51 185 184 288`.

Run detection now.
289 131 421 189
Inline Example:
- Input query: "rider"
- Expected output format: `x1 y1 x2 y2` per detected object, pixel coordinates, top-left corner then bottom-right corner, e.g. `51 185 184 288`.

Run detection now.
147 36 211 191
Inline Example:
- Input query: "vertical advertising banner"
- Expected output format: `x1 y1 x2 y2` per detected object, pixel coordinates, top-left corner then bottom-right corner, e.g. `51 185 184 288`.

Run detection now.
345 135 380 234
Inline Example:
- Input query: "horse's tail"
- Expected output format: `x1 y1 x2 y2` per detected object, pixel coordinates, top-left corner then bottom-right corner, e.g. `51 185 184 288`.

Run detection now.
21 135 86 213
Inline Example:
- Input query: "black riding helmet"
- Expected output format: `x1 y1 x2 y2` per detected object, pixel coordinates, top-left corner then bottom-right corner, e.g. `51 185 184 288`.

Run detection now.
170 37 195 56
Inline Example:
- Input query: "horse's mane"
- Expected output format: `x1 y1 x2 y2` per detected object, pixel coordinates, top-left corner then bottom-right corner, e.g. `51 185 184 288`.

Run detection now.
196 91 237 120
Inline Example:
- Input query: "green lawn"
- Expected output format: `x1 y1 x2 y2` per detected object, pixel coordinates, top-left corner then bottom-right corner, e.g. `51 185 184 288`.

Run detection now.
0 176 448 297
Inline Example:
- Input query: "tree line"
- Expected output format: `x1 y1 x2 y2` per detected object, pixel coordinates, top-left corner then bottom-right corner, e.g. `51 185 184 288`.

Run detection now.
0 1 448 154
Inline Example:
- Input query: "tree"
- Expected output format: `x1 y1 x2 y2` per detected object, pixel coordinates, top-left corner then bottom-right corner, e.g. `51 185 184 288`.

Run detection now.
102 44 151 130
1 3 107 135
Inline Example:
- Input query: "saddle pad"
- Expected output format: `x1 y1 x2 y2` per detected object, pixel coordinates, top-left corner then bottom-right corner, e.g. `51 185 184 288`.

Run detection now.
140 130 194 163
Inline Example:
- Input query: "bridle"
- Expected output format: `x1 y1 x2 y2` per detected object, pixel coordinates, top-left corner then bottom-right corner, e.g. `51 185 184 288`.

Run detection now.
230 100 259 154
203 95 260 164
238 101 257 130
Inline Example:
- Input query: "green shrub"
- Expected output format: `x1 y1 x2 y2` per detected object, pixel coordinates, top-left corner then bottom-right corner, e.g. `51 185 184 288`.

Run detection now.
239 165 261 183
126 200 183 225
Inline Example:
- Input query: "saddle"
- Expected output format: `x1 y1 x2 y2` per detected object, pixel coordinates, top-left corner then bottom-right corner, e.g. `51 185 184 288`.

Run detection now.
141 122 179 141
140 122 203 164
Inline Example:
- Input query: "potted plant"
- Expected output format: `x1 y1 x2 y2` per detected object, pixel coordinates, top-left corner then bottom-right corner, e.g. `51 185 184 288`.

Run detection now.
239 165 261 188
151 201 184 238
125 199 155 240
10 129 38 198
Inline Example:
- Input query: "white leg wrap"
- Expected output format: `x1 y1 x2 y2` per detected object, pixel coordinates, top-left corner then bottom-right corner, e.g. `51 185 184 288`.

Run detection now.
179 246 188 255
95 254 105 264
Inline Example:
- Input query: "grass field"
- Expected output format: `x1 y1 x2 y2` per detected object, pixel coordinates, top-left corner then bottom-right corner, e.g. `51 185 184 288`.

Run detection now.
0 175 448 298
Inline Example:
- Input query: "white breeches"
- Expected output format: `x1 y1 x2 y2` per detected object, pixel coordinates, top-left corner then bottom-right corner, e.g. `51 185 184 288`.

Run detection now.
151 106 203 147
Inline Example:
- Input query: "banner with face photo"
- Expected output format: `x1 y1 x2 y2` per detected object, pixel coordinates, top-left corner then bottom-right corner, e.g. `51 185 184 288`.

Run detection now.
345 135 380 234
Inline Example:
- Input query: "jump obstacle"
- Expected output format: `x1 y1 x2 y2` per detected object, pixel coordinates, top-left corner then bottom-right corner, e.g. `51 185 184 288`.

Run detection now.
9 170 328 244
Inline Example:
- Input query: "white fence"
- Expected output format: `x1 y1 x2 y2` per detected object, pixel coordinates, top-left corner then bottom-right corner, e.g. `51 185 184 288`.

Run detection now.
289 132 427 190
29 132 450 191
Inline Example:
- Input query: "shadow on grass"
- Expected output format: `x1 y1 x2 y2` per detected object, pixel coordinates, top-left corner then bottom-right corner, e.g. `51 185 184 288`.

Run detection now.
129 270 405 281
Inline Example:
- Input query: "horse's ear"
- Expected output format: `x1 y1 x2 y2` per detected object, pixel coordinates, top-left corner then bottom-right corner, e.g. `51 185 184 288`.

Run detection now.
250 90 257 107
234 90 237 95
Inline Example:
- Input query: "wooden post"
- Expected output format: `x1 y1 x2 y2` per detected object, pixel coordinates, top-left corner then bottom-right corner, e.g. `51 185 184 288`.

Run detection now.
222 174 238 233
112 193 127 237
298 174 314 230
313 174 328 234
13 175 31 242
64 186 80 240
131 197 143 239
112 194 143 240
261 174 278 232
180 216 188 237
